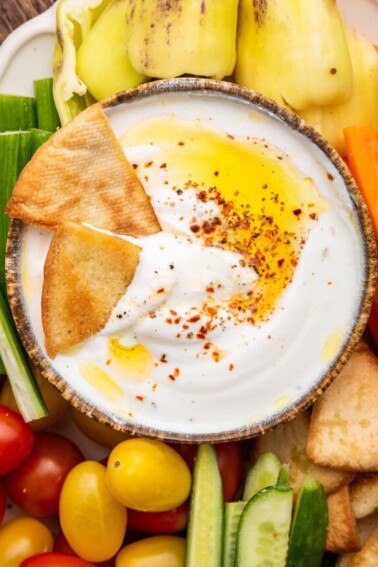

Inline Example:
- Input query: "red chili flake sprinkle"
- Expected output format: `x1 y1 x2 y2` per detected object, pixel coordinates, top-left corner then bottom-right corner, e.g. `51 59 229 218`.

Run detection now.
226 133 235 140
149 311 157 319
204 342 211 350
293 208 302 216
176 333 181 338
327 172 335 181
144 160 153 168
174 317 181 324
160 162 167 168
160 354 168 363
170 309 178 316
157 288 165 294
328 281 333 285
136 396 144 402
214 171 219 177
165 318 173 324
309 212 318 220
229 364 234 372
168 375 176 381
174 368 180 378
277 258 285 268
206 286 215 293
178 141 185 146
212 351 221 363
290 258 298 266
132 163 138 169
187 332 194 339
106 359 111 366
197 190 207 202
197 333 206 340
190 224 200 233
182 324 189 330
188 315 201 323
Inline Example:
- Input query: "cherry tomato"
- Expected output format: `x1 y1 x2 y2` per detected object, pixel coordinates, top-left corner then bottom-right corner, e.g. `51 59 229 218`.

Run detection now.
0 517 53 567
173 442 243 502
0 404 34 475
215 442 244 502
72 408 131 448
106 439 191 512
60 461 127 562
0 480 6 524
5 432 84 517
20 553 94 567
54 532 116 567
127 500 189 534
0 369 68 432
116 536 185 567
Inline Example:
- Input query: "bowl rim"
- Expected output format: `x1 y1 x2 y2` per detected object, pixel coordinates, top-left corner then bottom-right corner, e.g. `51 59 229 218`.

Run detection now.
6 77 377 442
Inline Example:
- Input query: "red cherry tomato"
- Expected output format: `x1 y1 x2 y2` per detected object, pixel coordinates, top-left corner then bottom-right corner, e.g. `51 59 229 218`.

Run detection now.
5 431 84 517
0 403 34 475
173 442 243 502
0 480 6 524
215 442 244 502
127 499 189 534
20 552 95 566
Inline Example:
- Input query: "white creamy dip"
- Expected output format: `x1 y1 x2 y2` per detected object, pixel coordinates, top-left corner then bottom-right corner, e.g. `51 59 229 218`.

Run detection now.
21 91 367 436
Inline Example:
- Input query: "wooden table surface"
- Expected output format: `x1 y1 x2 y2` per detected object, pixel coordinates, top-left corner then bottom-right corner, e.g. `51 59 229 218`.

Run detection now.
1 0 54 44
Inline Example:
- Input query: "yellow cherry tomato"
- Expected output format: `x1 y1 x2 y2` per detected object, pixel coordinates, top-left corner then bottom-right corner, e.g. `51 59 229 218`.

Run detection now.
106 439 191 512
0 369 68 432
0 517 53 567
116 535 186 567
71 408 132 448
59 461 127 562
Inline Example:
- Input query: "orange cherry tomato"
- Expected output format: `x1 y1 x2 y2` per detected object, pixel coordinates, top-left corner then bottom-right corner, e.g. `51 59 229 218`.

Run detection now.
115 536 185 567
0 517 53 567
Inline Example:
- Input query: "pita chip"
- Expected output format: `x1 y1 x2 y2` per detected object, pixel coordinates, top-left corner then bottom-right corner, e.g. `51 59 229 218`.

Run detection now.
42 222 140 358
6 103 160 237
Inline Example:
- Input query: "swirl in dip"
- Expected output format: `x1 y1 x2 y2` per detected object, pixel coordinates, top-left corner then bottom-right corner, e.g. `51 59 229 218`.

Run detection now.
22 91 366 436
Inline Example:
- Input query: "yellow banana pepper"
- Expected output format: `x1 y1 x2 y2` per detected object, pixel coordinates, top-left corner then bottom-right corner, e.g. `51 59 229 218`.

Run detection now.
124 0 239 80
235 0 353 111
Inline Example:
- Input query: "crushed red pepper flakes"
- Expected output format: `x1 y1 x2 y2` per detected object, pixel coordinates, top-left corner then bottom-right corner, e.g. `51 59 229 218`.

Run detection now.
157 288 165 294
229 364 234 371
136 396 144 402
187 315 201 323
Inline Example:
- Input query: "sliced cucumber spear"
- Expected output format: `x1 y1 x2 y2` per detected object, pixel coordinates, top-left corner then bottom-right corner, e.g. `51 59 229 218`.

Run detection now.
222 501 246 567
242 452 282 501
184 444 223 567
285 476 328 567
235 485 293 567
0 290 47 421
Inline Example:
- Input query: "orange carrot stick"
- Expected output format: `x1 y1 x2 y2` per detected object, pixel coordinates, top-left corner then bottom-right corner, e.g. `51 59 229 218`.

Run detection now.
344 124 378 235
344 124 378 345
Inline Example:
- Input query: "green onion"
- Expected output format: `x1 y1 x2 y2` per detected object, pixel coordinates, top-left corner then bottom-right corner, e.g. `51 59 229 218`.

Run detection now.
0 95 37 132
33 78 61 132
0 290 47 420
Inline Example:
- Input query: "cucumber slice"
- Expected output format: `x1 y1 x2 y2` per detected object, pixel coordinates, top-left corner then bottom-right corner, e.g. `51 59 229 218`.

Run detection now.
276 463 290 488
235 485 293 567
184 444 223 567
222 501 246 567
286 476 328 567
242 452 282 501
0 290 47 421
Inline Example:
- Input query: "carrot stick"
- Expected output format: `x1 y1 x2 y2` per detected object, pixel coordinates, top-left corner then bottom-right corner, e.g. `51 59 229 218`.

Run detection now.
343 124 378 235
344 124 378 346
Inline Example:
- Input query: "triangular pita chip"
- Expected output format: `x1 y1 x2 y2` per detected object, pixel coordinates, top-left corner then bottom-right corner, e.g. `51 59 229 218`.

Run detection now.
42 222 140 358
6 103 160 236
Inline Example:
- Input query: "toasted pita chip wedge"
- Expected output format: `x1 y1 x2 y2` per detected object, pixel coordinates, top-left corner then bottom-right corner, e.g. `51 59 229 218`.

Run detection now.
307 349 378 471
250 411 354 496
326 486 361 553
336 510 378 566
350 475 378 519
6 103 160 236
42 222 140 358
350 530 378 566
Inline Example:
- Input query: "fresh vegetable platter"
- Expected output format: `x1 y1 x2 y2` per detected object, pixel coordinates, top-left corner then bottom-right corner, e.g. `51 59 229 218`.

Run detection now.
0 1 378 566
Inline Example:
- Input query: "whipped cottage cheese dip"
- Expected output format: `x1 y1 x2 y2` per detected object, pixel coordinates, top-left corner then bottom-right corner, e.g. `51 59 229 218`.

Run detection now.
20 88 370 438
